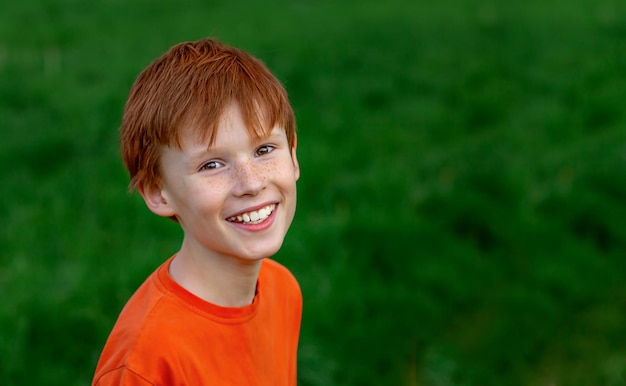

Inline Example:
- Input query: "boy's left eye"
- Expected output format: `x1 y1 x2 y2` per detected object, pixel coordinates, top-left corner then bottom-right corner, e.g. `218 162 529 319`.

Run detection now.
255 145 275 157
200 161 224 171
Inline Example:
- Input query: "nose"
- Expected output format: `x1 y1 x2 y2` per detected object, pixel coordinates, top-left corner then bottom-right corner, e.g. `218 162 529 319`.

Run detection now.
232 159 265 197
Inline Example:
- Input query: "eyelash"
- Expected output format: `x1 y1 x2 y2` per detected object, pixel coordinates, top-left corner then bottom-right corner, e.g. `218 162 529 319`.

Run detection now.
200 161 223 171
256 144 275 157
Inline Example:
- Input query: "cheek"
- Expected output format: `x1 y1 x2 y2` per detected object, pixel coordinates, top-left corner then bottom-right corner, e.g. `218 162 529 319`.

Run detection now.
262 163 284 181
272 161 298 189
186 180 229 207
256 163 276 183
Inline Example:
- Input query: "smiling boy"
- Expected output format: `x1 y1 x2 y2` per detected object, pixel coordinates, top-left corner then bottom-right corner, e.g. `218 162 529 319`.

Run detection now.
92 38 302 385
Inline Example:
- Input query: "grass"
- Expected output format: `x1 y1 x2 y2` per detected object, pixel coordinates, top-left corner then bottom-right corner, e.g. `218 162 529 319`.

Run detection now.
1 0 626 385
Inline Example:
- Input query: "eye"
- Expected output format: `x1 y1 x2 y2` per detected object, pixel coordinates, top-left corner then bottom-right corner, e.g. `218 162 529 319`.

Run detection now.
199 160 224 171
256 145 275 157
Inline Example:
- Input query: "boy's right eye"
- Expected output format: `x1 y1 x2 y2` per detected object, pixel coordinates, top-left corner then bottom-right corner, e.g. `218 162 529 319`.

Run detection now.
200 161 223 171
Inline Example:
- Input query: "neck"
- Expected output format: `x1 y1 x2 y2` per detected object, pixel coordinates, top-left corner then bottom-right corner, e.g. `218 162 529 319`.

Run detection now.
169 240 263 307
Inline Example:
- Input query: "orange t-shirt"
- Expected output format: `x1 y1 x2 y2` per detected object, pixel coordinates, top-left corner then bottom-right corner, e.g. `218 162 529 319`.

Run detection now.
92 257 302 386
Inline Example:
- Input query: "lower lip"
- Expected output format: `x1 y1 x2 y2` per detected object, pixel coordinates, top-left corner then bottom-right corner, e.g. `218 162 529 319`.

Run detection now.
229 205 277 232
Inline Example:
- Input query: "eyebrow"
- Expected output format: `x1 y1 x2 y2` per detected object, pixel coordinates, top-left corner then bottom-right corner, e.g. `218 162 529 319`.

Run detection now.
259 128 285 143
183 149 212 171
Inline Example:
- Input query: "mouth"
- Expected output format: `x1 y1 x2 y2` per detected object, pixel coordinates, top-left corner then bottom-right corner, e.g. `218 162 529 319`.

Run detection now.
226 204 276 225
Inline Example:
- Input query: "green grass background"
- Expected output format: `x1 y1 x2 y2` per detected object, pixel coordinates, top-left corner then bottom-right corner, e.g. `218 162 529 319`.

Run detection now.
2 0 626 385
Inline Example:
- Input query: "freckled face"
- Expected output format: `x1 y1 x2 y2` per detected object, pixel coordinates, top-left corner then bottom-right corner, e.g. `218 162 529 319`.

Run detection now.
156 103 300 262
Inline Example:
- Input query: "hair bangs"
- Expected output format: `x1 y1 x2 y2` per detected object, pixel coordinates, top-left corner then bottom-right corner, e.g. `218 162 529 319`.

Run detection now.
179 51 294 149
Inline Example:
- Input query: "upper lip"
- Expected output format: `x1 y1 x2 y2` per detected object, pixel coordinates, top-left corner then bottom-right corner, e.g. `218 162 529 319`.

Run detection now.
225 201 277 218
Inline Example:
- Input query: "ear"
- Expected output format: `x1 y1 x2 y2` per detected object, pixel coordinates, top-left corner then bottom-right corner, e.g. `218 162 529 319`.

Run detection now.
291 134 300 181
137 181 177 218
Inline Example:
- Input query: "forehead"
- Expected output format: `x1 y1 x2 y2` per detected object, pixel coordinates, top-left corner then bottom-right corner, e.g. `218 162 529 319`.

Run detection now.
179 103 285 149
173 101 275 148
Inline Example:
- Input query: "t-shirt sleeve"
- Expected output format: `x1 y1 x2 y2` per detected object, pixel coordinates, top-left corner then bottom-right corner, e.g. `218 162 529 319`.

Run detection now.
93 367 154 386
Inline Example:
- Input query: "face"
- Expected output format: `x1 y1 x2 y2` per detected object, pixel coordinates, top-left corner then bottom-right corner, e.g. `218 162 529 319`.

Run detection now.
142 103 299 262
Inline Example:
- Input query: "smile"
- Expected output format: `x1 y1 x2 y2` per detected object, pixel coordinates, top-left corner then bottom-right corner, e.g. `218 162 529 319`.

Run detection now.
226 204 276 225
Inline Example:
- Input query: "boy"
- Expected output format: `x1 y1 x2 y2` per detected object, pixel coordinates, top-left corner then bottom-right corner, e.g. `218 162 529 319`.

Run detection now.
92 38 302 385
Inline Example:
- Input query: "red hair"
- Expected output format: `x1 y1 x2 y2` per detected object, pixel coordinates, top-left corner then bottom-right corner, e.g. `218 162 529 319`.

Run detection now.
120 38 296 191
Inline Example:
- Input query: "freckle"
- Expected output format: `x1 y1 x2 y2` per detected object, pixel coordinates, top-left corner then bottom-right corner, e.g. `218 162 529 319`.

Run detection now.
261 164 273 177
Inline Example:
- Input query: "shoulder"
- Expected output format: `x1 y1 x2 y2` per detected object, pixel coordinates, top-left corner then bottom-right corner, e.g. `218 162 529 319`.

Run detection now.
261 257 293 275
258 259 302 346
259 258 302 309
94 261 187 383
94 287 200 384
261 258 300 290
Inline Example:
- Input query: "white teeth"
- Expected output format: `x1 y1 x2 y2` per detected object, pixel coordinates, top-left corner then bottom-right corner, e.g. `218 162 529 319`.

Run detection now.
227 204 276 224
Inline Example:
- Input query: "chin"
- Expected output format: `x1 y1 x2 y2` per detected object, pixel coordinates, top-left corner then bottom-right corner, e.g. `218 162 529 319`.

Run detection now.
243 240 285 260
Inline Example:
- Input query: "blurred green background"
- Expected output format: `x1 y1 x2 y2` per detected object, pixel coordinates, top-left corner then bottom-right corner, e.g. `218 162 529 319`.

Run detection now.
1 0 626 385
